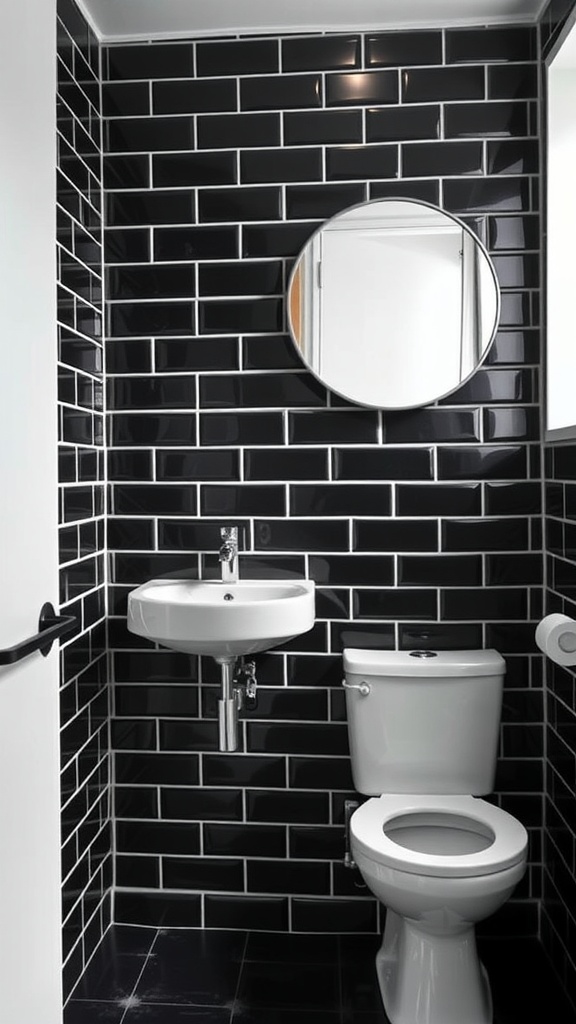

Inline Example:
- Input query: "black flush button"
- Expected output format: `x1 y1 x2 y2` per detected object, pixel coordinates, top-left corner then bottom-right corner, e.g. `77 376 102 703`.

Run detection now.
410 650 438 657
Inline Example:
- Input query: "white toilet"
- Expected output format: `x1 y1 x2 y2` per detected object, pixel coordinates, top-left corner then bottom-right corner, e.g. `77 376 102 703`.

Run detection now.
342 648 528 1024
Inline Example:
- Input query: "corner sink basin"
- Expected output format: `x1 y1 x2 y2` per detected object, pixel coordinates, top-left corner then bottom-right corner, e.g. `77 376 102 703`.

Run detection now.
127 577 315 659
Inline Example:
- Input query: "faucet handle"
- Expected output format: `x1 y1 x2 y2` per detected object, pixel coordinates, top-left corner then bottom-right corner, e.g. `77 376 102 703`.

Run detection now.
220 526 238 542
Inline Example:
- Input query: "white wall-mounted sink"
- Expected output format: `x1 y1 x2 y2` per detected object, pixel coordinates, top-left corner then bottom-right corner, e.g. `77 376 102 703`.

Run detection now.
127 577 315 659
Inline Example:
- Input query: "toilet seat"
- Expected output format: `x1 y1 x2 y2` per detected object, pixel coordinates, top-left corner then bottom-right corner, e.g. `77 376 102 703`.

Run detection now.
351 794 528 878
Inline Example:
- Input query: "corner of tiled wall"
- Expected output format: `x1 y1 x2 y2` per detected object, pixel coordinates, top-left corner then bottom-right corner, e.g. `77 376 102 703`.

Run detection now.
57 0 112 1000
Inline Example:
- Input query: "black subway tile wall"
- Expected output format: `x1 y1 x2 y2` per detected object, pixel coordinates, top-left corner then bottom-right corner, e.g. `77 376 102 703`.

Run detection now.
103 26 543 938
57 0 111 1001
541 0 576 1007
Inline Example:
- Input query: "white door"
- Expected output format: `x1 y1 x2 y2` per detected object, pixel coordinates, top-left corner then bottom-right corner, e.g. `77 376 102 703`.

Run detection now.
0 1 63 1021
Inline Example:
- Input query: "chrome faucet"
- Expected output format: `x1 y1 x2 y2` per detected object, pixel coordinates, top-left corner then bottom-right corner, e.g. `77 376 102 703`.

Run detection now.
219 527 238 584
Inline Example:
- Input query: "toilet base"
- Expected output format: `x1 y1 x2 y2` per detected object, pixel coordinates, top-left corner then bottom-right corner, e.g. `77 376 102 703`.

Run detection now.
375 910 493 1024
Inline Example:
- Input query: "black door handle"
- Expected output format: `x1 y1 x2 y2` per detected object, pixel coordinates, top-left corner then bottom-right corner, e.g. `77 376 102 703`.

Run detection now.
0 603 77 666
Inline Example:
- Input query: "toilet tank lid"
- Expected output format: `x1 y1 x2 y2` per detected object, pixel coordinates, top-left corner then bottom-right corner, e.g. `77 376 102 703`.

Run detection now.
343 648 506 677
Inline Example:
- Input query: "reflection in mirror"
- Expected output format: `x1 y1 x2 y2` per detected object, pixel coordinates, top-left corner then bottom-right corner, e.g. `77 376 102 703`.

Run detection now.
546 17 576 440
288 198 500 410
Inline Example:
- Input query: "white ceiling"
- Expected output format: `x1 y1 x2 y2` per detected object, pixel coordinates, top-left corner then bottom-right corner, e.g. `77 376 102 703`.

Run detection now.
77 0 547 43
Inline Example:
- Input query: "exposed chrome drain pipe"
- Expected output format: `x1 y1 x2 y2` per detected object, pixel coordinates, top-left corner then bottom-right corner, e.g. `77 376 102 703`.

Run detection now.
216 657 258 751
217 657 239 752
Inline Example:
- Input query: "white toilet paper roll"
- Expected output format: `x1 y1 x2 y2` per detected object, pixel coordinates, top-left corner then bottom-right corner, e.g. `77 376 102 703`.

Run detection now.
535 613 576 666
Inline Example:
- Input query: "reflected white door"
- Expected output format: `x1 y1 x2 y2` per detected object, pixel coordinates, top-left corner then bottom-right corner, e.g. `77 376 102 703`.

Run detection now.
0 1 63 1021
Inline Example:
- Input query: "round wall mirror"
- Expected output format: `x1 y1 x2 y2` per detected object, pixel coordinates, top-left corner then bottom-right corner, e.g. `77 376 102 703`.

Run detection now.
287 198 500 410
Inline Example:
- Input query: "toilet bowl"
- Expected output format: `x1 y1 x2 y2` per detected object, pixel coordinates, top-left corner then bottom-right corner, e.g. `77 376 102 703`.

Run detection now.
342 649 529 1024
351 795 527 1024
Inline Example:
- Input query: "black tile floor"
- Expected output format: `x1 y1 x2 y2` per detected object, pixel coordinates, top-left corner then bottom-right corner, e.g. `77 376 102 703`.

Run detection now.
64 926 575 1023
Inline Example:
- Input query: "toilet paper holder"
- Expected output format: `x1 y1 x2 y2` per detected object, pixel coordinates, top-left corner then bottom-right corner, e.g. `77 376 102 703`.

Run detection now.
535 613 576 666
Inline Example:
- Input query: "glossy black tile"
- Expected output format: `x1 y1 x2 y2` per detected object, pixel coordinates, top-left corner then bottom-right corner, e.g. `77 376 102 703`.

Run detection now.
153 78 237 115
197 39 279 77
384 408 481 443
160 719 219 751
153 152 238 188
247 721 348 755
163 856 244 891
199 187 282 222
161 787 243 821
106 116 195 153
333 446 432 480
442 587 528 620
485 481 542 515
156 336 239 372
109 301 195 338
116 821 200 855
308 554 394 585
115 683 198 717
204 823 286 858
353 519 438 552
156 449 240 481
488 139 539 175
199 261 283 297
397 483 482 516
443 368 532 404
200 411 284 446
197 113 280 150
115 752 199 785
403 140 483 177
242 74 322 110
247 789 329 824
403 65 485 102
253 518 348 551
284 110 363 145
486 552 542 585
154 226 239 261
290 483 391 516
369 178 440 204
200 484 285 517
326 144 398 181
107 190 196 226
107 517 154 549
451 26 536 62
446 101 532 139
111 412 196 446
107 265 195 300
366 104 440 142
102 81 150 116
247 859 330 894
286 183 366 219
105 43 195 80
289 410 379 444
282 35 361 71
115 891 202 927
326 70 398 106
399 554 482 586
488 64 539 99
199 298 283 334
242 223 317 258
105 227 150 264
203 754 286 788
291 897 377 932
241 147 322 184
355 588 437 620
441 517 530 551
103 154 150 190
443 176 531 213
437 445 528 479
246 448 328 480
206 895 290 931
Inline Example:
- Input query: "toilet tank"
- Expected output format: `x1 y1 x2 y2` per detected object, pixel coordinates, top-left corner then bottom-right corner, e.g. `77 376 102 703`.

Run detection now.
343 649 505 796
